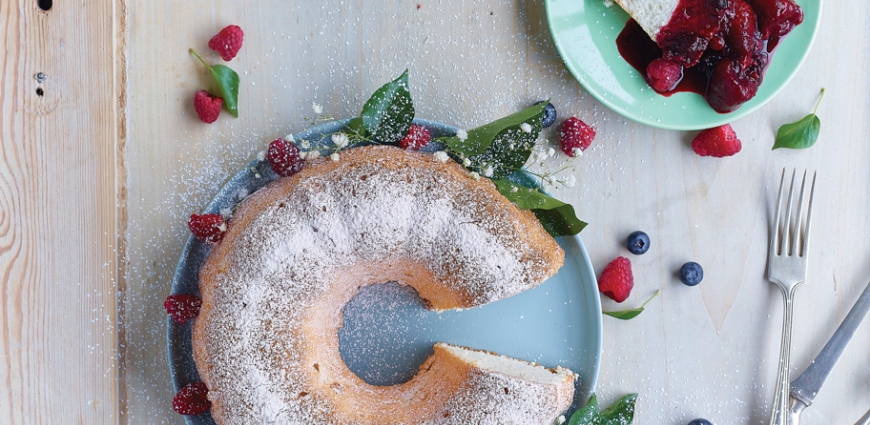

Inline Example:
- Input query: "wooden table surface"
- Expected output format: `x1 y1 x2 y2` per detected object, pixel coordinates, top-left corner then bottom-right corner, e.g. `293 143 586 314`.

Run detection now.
3 0 869 423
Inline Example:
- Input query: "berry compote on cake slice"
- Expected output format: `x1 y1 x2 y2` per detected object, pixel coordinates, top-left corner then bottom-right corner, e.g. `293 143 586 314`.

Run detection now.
615 0 803 113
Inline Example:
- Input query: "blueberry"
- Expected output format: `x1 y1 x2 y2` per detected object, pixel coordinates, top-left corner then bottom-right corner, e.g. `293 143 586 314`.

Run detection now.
679 262 704 286
687 419 713 425
626 231 650 255
535 101 557 128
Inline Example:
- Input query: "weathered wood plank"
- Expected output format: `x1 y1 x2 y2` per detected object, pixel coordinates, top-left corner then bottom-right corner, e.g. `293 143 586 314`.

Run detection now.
0 0 120 423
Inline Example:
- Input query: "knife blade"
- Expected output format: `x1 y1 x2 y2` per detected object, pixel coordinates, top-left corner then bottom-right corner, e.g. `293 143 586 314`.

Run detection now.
788 280 870 414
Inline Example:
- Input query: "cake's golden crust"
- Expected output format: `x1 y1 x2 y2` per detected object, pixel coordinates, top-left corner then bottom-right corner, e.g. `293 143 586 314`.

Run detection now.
193 145 568 424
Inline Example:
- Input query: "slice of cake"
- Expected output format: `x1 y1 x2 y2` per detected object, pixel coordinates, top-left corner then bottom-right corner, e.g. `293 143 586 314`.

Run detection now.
612 0 680 42
430 343 577 425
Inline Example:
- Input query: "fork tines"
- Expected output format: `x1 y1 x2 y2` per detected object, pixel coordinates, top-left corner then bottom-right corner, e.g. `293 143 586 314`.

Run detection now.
773 168 817 258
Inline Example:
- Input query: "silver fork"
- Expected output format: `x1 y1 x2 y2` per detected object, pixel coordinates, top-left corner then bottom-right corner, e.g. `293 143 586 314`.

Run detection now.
768 169 817 425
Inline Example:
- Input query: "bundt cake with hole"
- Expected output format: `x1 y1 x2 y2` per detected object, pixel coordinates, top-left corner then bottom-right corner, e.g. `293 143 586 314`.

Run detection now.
192 145 574 424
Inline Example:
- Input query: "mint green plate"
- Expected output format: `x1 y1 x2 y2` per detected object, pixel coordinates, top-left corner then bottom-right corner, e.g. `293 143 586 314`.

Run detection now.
545 0 822 130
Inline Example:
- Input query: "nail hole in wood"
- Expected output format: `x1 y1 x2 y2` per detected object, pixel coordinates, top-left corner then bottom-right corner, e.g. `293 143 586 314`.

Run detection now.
37 0 51 11
36 88 44 96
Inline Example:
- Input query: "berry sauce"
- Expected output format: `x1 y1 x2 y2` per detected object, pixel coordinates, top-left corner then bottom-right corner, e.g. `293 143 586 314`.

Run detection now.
616 20 707 97
616 0 803 113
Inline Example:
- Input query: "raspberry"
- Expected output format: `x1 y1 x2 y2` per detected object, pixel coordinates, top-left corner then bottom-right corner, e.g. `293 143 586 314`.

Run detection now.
399 124 431 150
164 294 202 324
705 56 764 113
267 138 305 177
172 382 211 416
207 25 244 61
188 213 227 245
597 256 634 303
646 58 683 93
727 0 763 57
193 90 222 124
559 117 595 157
691 124 742 157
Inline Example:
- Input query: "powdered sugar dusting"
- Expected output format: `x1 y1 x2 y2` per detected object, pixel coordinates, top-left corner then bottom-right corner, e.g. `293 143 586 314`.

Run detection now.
195 146 565 424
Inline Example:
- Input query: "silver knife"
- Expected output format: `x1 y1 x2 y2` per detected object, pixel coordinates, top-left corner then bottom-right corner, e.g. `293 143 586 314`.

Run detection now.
787 280 870 424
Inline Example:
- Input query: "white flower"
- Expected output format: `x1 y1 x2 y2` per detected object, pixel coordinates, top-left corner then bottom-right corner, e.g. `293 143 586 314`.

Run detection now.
573 147 584 157
256 150 266 162
330 152 340 162
284 134 295 143
331 132 349 148
520 122 532 133
547 147 556 158
307 151 321 160
510 186 519 193
483 165 494 178
462 158 471 167
563 175 577 187
470 172 480 180
312 102 324 115
433 151 450 163
558 415 566 424
220 208 233 220
236 188 249 201
299 139 311 149
299 151 308 159
456 129 468 141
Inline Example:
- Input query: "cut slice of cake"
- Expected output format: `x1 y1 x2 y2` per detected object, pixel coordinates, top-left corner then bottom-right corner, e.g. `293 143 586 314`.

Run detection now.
429 343 577 425
612 0 680 41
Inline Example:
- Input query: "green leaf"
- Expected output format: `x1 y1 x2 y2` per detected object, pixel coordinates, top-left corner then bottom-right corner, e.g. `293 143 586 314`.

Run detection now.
772 88 825 150
533 205 587 236
445 102 547 158
568 394 601 425
471 119 542 179
190 49 240 117
603 309 644 320
603 290 660 320
209 64 241 117
347 117 367 137
360 70 414 144
492 180 566 210
599 393 638 425
772 114 820 150
491 179 587 237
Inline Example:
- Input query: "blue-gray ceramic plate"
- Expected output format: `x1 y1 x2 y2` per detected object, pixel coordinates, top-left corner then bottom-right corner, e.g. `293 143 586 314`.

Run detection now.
167 119 603 423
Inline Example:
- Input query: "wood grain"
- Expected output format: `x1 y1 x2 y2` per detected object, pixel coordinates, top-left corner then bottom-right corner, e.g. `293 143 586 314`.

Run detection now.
0 0 121 423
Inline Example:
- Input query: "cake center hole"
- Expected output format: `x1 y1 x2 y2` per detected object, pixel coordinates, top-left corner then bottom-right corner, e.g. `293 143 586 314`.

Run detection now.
338 281 435 386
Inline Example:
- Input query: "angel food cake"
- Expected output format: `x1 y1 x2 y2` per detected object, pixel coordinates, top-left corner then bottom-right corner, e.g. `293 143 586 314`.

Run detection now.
614 0 803 112
191 145 576 424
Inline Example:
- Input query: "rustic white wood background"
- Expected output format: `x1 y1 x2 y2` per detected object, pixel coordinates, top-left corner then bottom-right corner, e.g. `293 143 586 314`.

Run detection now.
2 0 869 423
